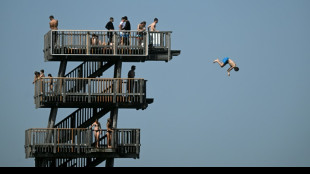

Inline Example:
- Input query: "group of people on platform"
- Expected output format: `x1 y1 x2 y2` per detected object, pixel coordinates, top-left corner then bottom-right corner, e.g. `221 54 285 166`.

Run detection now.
33 69 53 90
50 15 159 47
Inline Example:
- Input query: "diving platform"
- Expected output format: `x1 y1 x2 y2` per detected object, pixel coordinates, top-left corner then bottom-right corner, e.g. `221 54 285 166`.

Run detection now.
25 128 140 166
34 77 152 110
44 30 181 62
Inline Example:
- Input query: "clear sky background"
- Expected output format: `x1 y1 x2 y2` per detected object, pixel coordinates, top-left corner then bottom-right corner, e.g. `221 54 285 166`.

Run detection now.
0 0 310 167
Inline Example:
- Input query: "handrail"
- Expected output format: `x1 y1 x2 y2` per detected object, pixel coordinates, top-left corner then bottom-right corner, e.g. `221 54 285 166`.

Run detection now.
44 30 172 58
34 77 147 108
25 128 140 158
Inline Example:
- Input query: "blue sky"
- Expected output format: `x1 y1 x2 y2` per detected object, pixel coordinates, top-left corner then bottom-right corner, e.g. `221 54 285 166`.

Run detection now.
1 0 310 167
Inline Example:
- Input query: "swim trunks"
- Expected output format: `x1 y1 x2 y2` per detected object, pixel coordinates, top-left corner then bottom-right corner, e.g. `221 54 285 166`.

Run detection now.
222 57 229 66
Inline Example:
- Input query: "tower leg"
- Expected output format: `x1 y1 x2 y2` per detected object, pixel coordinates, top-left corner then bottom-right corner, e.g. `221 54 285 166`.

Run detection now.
47 60 67 129
106 60 122 167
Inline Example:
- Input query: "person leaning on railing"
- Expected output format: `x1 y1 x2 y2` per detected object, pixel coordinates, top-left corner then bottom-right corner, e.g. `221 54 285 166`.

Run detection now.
33 71 40 84
137 21 146 46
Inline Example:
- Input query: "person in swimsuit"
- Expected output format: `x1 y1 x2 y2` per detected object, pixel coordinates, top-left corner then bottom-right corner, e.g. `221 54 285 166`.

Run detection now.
137 21 146 46
48 74 53 91
106 118 113 148
49 15 58 47
91 119 102 148
33 71 40 84
213 57 239 76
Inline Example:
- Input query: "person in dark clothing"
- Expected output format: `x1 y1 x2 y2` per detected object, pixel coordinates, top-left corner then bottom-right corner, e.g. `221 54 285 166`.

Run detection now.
127 65 136 94
122 16 131 45
105 17 114 45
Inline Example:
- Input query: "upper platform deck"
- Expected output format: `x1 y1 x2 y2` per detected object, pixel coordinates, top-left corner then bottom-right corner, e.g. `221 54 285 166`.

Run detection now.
44 30 181 62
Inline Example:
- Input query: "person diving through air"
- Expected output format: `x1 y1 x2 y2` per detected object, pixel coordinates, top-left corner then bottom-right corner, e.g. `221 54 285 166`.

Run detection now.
213 57 239 76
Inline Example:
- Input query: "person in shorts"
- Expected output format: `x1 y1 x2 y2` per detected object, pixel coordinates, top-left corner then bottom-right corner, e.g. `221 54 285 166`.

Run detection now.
213 57 239 76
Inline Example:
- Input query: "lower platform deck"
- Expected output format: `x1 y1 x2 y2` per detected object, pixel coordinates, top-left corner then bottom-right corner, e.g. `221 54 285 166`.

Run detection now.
25 128 140 160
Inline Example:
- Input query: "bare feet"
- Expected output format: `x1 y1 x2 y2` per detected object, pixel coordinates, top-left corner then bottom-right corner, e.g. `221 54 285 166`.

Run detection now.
213 58 219 63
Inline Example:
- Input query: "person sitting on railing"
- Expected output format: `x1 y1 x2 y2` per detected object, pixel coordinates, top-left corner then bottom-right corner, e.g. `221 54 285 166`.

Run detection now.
91 119 102 148
213 57 239 76
137 21 147 46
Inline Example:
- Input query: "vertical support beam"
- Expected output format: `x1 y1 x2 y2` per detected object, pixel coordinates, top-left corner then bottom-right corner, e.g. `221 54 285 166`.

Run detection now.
106 60 122 168
47 60 67 129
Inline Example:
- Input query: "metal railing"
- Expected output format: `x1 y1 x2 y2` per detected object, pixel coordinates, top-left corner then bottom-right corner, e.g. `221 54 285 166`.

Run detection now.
44 30 172 57
25 128 140 158
34 77 147 108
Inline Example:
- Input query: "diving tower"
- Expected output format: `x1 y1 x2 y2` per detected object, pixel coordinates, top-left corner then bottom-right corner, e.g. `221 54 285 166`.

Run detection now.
25 29 180 167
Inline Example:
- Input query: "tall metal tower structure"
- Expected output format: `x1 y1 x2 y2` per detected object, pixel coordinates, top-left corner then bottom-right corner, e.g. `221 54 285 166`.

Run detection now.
25 29 180 167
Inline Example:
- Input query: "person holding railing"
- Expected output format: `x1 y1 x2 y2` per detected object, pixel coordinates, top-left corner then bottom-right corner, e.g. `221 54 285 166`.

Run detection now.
33 71 40 84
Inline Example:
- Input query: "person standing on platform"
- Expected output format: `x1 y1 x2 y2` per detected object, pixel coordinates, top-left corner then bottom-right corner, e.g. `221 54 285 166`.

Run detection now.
49 15 58 30
137 21 147 46
127 65 136 94
122 16 131 45
148 18 159 46
106 118 113 148
105 17 115 45
49 15 58 48
39 69 45 78
48 74 53 91
91 119 102 148
33 71 40 84
213 57 239 76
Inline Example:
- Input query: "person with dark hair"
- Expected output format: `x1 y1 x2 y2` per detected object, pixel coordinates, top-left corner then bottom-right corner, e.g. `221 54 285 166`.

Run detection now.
49 15 58 30
39 69 45 78
106 118 113 148
213 57 239 76
48 74 53 91
33 71 40 84
122 16 131 45
91 119 102 148
137 21 147 46
127 65 136 94
148 18 158 32
49 15 58 48
105 17 115 45
148 18 159 46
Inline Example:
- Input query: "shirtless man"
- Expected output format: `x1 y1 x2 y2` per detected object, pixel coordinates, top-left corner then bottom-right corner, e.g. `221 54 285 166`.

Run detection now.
148 18 159 32
148 18 159 46
49 16 58 47
49 15 58 30
213 57 239 76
